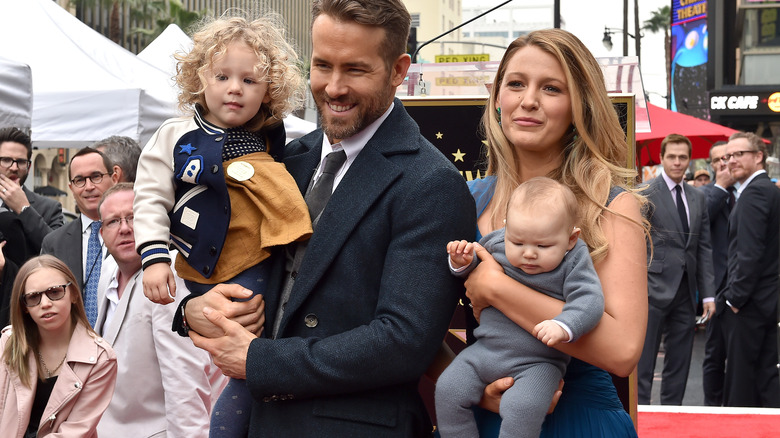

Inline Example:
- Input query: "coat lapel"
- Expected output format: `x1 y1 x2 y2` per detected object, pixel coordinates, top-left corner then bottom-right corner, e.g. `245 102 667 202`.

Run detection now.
654 177 687 243
277 100 417 333
682 183 698 246
63 221 84 288
101 270 140 344
284 135 324 196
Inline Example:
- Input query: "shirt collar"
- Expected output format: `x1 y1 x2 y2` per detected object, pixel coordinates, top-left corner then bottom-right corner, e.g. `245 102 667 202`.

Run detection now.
660 170 685 192
80 214 99 234
737 169 766 195
319 101 395 164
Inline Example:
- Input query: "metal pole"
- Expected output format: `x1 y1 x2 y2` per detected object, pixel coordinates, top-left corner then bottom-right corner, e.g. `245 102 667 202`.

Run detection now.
634 0 641 61
623 0 629 57
412 0 514 63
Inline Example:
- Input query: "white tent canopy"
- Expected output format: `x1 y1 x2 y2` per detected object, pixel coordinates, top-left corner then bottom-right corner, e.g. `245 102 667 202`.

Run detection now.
138 23 192 79
0 0 178 148
0 56 33 132
139 24 317 143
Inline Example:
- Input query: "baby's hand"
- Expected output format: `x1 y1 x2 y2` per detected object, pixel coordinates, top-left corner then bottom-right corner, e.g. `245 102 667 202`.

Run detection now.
142 263 177 305
447 240 476 268
533 320 569 346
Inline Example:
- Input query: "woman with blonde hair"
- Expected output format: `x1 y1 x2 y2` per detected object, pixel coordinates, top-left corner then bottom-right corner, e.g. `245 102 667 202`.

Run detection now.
0 255 116 437
460 29 649 436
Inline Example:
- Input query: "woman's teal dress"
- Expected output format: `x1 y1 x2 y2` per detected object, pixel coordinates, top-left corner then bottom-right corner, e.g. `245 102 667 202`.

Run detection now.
465 176 638 438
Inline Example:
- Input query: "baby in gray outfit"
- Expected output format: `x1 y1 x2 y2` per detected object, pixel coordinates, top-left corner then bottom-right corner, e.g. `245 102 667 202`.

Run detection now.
435 177 604 438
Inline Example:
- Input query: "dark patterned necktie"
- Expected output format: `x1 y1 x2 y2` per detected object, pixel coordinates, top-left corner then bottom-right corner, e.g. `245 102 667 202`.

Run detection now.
306 149 347 224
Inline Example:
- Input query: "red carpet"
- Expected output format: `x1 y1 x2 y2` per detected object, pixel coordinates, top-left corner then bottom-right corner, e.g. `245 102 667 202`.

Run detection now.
637 406 780 438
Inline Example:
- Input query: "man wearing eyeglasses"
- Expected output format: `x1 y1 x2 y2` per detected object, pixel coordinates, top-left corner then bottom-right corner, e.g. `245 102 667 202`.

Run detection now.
721 132 780 408
700 141 737 406
41 147 117 327
94 183 225 437
638 133 716 405
0 127 63 255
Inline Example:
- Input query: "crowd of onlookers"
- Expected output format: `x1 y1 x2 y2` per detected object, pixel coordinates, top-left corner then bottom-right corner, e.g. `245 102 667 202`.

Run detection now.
639 133 780 408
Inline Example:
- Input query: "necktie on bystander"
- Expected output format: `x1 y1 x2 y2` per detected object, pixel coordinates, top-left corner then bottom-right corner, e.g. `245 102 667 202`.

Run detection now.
84 221 102 327
675 185 689 235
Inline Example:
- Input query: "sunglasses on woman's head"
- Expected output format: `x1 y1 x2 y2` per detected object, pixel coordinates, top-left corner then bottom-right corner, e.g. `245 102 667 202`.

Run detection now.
20 282 71 307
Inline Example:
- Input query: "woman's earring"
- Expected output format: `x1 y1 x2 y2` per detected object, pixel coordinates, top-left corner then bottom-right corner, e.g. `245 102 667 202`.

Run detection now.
496 107 502 126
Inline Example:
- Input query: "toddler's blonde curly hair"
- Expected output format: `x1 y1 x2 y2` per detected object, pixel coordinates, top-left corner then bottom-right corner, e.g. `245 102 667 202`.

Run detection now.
175 14 305 132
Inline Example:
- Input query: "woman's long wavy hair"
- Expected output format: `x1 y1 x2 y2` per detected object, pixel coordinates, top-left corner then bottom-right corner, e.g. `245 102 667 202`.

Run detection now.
2 255 95 387
482 29 648 263
175 13 306 133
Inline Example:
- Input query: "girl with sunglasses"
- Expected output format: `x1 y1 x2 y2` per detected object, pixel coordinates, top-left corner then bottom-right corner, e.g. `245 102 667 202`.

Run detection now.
0 255 117 437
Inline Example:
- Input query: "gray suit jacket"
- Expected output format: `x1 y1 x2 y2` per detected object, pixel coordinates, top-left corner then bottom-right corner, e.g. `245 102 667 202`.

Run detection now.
245 99 475 437
95 255 225 438
40 218 85 290
21 186 64 254
645 176 716 309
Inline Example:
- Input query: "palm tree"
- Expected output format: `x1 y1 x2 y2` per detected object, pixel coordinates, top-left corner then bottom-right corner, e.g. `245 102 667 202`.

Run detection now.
131 0 204 45
69 0 142 45
68 0 204 52
643 5 671 108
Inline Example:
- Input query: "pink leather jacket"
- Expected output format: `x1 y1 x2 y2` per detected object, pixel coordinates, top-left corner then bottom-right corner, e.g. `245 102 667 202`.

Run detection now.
0 323 117 437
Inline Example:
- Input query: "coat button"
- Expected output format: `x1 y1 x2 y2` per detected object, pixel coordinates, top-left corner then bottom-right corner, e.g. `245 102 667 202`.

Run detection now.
209 246 217 256
211 164 219 173
89 356 95 363
74 382 81 389
202 265 210 275
304 314 318 328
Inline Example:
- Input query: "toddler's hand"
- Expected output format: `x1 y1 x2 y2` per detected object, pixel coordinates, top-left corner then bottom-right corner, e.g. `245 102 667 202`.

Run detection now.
533 320 569 346
143 263 177 305
447 240 476 268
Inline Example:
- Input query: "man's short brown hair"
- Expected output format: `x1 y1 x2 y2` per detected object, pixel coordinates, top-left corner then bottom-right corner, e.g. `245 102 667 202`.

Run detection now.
311 0 411 70
660 133 692 157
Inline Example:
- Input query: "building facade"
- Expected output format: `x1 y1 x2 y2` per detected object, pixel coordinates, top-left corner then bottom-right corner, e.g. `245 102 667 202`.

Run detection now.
708 0 780 177
403 0 463 63
57 0 313 62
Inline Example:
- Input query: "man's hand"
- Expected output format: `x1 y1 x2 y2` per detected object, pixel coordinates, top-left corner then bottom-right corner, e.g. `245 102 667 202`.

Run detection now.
533 320 569 346
0 174 30 214
701 301 716 321
142 263 176 304
714 162 735 189
190 307 257 379
185 284 265 338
